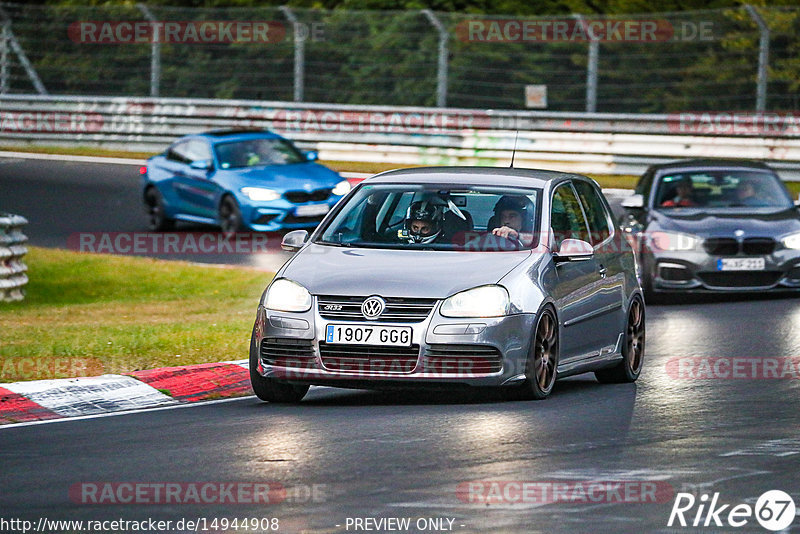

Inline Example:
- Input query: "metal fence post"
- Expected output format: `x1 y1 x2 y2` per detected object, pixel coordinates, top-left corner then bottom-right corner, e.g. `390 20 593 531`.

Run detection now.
280 6 304 102
137 4 160 98
1 22 8 94
0 7 46 95
745 4 769 113
422 9 448 108
575 14 598 113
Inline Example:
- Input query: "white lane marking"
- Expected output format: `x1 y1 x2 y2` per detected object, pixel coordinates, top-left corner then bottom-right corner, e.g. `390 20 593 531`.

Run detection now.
0 150 144 166
0 151 373 181
720 437 800 457
3 374 177 417
0 395 256 430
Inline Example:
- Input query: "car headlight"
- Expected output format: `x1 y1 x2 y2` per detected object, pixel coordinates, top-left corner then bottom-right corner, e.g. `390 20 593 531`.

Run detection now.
648 231 700 252
440 285 510 318
263 279 312 312
241 187 281 201
782 232 800 250
332 180 351 196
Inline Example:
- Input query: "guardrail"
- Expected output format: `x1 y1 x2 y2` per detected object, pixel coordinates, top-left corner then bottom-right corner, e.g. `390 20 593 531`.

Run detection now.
0 213 28 302
2 95 800 179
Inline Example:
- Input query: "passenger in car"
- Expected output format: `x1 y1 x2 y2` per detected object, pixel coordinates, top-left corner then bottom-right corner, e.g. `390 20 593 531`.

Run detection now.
489 195 535 247
661 177 698 207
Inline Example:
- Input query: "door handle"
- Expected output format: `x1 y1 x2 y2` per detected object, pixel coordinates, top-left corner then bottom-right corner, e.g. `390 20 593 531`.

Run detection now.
598 264 608 278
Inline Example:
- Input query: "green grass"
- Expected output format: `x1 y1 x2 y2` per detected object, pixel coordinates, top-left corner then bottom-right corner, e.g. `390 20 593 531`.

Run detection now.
0 247 272 382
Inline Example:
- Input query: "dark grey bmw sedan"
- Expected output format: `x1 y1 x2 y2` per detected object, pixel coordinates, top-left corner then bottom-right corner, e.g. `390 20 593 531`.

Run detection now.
620 159 800 298
250 167 644 402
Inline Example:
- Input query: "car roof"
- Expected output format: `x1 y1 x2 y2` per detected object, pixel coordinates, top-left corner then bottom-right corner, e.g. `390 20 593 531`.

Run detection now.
363 166 592 188
193 129 283 144
647 158 775 174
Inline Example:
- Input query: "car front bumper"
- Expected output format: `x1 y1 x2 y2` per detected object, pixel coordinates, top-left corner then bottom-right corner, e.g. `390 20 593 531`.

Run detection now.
252 302 537 388
644 248 800 292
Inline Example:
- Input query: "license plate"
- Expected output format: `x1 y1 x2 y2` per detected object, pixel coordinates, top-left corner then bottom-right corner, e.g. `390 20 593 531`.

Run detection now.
325 324 412 346
717 258 765 271
295 203 330 217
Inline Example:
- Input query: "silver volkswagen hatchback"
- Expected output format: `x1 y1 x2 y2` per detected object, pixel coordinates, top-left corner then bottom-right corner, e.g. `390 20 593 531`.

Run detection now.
250 167 645 402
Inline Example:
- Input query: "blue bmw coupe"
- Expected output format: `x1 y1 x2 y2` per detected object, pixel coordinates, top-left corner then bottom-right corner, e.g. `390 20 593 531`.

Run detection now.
141 129 350 232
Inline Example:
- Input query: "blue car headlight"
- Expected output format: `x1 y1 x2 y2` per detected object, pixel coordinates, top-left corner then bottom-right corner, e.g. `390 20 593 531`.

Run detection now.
332 180 351 196
241 187 281 201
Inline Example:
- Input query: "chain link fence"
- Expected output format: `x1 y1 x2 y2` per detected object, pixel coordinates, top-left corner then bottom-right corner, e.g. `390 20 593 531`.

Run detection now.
0 3 798 113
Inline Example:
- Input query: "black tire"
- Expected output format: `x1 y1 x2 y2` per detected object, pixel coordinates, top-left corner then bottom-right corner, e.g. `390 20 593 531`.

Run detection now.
144 187 175 231
595 296 645 384
510 307 559 400
219 195 245 233
249 326 309 403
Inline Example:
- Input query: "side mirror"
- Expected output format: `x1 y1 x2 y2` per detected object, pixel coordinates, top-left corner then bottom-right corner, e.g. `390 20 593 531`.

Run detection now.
305 151 319 162
281 230 309 252
553 238 594 263
190 159 212 171
621 193 645 209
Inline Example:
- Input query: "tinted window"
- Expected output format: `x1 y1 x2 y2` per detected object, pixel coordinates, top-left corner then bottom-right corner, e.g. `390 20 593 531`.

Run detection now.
214 138 305 169
551 184 590 249
573 181 612 244
315 184 540 251
166 140 193 164
186 139 211 162
655 170 791 209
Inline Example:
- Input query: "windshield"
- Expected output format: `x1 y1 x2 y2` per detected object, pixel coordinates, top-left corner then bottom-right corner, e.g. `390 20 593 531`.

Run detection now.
315 184 541 251
214 138 305 169
654 170 792 209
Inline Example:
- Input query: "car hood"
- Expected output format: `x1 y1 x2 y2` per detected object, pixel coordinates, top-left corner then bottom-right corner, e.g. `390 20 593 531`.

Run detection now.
279 244 532 298
650 207 800 238
222 162 341 189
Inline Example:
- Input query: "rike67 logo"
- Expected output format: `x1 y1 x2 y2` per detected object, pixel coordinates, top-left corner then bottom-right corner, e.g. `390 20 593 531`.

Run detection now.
668 490 796 531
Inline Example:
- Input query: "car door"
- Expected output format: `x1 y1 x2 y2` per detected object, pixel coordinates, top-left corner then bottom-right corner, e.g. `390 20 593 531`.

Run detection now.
573 180 626 355
550 182 606 363
170 139 219 219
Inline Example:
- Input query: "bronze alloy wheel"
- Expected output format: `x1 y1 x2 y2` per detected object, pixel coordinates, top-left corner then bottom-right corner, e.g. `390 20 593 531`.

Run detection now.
595 296 645 384
510 308 559 400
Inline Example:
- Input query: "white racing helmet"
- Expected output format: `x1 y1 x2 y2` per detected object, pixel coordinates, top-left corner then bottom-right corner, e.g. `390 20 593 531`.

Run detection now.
404 199 446 243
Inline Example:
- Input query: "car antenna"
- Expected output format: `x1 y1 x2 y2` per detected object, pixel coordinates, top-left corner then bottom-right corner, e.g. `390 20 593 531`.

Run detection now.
509 130 519 168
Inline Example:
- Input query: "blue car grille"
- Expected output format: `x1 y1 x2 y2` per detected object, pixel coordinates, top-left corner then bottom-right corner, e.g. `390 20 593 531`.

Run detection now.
284 189 332 203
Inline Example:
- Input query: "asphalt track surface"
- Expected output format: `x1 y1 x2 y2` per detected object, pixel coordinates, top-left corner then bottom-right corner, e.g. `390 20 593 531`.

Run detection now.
2 157 800 533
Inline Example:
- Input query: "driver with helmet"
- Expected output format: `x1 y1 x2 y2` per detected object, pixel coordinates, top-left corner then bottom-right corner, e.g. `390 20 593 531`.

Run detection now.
401 199 447 244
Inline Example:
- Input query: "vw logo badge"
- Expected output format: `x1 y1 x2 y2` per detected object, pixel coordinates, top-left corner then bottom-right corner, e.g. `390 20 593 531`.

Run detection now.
361 296 386 320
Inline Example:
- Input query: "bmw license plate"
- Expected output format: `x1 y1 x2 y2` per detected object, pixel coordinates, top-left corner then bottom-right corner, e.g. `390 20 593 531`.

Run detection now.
325 324 412 346
295 203 330 217
717 258 765 271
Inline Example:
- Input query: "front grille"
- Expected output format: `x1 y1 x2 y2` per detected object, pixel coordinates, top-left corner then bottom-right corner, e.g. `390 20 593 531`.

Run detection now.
260 337 316 368
704 238 738 256
282 214 326 225
703 237 776 256
697 271 782 288
284 189 332 203
422 345 503 375
742 238 776 255
318 343 420 373
318 295 437 323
